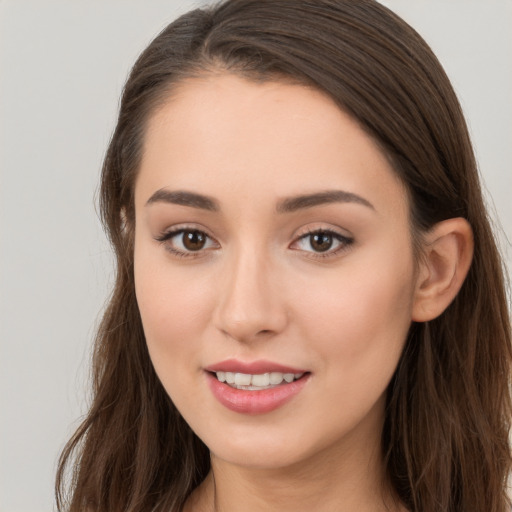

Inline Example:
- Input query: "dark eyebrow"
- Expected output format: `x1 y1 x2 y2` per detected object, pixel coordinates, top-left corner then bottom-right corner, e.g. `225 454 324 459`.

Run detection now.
145 188 374 213
275 190 375 213
145 189 220 211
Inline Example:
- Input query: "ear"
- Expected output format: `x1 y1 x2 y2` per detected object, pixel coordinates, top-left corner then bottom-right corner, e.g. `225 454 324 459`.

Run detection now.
412 218 474 322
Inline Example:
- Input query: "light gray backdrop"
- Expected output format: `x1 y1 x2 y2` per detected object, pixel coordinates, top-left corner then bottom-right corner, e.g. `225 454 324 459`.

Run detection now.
1 1 511 510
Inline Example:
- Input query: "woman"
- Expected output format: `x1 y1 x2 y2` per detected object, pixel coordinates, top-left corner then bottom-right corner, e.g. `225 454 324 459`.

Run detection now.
56 1 512 511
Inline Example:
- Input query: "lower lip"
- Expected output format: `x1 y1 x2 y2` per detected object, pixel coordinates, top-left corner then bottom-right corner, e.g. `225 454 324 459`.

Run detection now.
206 372 310 414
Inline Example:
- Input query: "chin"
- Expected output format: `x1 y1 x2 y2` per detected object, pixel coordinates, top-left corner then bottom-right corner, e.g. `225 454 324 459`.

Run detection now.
211 440 307 470
202 420 341 471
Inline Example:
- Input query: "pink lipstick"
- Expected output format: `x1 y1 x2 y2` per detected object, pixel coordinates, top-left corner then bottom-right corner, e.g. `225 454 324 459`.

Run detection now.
204 359 310 414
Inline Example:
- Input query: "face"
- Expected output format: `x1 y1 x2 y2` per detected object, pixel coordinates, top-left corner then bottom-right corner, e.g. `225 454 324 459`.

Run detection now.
134 74 418 470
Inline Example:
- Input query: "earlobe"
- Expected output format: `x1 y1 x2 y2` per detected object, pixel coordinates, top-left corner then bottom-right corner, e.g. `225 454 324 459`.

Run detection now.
412 218 474 322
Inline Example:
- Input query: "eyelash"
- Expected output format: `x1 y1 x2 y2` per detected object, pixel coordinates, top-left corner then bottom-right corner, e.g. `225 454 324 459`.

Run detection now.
154 226 354 260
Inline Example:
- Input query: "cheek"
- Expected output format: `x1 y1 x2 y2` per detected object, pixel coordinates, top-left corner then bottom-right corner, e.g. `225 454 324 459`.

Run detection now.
134 262 219 414
295 249 415 373
283 251 415 442
133 245 217 376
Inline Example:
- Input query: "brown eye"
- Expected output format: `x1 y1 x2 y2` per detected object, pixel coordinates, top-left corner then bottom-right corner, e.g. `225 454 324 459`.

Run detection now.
292 229 354 258
309 232 333 252
155 227 217 258
182 230 207 251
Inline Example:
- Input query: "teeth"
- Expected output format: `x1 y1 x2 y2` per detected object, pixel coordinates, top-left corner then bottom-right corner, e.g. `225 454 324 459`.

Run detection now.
234 373 252 386
269 372 283 385
251 373 270 386
215 371 304 388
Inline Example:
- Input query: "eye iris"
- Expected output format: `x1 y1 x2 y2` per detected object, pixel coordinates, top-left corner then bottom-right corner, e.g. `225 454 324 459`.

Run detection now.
311 232 333 252
183 230 206 251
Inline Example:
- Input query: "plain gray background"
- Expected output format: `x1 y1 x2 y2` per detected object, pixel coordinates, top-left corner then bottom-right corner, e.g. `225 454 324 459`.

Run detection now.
1 1 511 510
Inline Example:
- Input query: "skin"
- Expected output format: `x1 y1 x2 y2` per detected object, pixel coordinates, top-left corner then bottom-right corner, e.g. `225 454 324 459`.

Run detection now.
133 73 471 511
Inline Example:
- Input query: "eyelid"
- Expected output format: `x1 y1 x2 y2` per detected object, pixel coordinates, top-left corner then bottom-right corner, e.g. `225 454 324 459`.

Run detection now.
154 223 216 242
154 224 220 260
290 226 354 259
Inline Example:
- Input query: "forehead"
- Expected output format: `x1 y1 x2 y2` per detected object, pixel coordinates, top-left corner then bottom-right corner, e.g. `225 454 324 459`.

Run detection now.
136 73 408 218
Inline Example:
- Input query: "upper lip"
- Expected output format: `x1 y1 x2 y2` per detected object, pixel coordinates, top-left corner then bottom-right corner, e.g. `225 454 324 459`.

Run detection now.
204 359 307 374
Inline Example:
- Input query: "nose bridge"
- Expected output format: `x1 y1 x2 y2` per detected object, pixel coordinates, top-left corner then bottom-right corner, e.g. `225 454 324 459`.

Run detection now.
214 242 287 343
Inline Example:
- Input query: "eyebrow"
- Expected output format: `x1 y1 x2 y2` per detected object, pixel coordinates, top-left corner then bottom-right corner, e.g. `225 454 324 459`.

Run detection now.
276 190 374 213
146 189 219 211
145 189 375 213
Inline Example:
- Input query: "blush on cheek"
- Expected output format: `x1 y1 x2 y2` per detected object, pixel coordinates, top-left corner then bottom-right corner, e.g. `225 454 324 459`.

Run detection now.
135 268 218 388
304 266 413 365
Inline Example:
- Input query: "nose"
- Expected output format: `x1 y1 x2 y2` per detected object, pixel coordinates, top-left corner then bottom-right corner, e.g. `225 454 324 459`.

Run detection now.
213 248 288 343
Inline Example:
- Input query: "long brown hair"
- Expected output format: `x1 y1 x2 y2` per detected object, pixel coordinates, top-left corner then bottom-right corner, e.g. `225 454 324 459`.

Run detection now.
56 1 512 511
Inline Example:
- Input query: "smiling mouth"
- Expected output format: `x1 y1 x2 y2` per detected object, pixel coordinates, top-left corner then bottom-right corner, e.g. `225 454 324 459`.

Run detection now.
211 371 306 390
206 369 311 414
